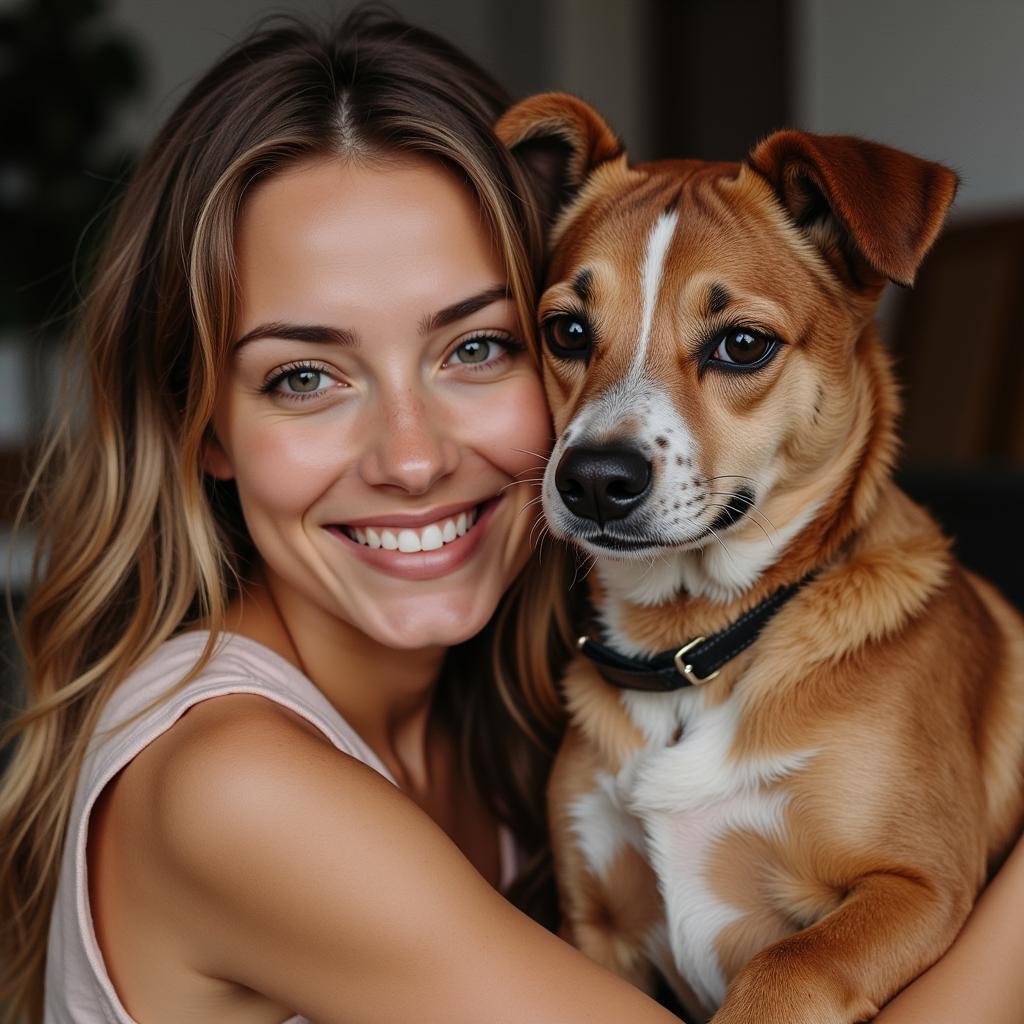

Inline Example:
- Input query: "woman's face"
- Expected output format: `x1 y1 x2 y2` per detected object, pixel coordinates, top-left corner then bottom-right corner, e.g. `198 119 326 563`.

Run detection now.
206 155 551 650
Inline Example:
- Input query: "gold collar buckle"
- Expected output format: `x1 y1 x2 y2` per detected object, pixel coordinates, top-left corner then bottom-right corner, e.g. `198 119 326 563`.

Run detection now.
673 636 719 686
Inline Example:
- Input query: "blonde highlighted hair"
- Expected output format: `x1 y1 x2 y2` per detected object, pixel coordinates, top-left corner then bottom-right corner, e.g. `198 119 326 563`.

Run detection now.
0 12 576 1021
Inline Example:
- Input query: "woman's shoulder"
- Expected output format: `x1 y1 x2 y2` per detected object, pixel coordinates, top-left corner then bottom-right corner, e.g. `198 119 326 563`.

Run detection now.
85 678 400 1021
126 684 390 852
88 628 406 940
109 681 388 883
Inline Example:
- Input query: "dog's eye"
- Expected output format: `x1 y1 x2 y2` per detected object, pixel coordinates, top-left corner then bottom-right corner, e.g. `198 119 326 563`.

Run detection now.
543 315 592 359
711 329 777 367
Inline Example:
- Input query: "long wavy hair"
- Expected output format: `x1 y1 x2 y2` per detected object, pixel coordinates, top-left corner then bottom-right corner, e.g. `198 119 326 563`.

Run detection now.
0 12 577 1021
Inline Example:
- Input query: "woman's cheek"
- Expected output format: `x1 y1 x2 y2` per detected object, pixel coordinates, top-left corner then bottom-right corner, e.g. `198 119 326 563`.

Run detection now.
231 414 351 514
476 372 553 477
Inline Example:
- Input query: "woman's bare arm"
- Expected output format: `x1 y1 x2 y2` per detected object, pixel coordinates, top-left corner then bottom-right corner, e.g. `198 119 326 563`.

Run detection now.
874 831 1024 1023
141 694 680 1024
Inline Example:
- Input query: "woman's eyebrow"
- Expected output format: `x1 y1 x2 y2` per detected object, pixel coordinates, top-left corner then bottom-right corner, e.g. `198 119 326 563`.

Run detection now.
232 284 510 350
418 284 510 334
232 322 356 350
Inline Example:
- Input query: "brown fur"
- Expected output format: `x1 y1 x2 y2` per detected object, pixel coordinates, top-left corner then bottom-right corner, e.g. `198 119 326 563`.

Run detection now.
498 94 1024 1023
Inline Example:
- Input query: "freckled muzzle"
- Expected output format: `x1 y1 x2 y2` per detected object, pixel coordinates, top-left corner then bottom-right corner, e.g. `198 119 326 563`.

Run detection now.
554 444 652 526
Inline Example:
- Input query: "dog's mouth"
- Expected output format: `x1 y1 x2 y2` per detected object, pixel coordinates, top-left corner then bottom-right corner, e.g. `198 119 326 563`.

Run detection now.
584 533 667 552
564 484 758 556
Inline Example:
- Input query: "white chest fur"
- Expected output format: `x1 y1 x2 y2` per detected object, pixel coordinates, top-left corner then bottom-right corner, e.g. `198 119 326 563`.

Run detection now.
569 685 814 1012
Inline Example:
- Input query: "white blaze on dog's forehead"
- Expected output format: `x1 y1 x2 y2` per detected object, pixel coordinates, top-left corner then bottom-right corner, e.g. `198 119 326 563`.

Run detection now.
565 376 643 440
632 209 680 378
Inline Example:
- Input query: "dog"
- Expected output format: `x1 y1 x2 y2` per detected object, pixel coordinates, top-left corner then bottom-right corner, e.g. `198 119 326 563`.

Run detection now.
496 94 1024 1024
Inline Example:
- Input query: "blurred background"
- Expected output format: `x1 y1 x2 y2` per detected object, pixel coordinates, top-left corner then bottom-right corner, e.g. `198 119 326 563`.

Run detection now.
2 0 1023 736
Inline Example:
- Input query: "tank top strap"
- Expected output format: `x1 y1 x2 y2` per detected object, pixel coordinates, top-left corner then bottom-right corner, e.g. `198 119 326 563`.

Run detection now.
87 630 400 786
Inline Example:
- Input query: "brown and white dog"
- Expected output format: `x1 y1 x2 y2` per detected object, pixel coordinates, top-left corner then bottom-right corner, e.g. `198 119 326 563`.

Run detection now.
496 94 1024 1023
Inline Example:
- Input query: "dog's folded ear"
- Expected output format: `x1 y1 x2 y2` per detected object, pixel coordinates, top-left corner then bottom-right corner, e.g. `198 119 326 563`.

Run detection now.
496 93 624 227
749 131 958 288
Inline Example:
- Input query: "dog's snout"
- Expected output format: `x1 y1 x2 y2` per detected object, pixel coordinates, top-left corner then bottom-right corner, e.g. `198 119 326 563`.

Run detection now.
555 445 652 524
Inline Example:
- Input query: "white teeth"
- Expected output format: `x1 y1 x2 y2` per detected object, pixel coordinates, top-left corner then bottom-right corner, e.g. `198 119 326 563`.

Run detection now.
343 504 484 551
421 524 444 551
397 529 421 552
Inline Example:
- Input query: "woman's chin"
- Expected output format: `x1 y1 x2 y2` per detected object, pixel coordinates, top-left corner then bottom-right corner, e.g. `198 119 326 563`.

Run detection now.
355 594 500 652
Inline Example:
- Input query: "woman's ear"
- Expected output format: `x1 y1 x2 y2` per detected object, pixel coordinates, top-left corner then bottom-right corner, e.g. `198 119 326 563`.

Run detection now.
202 429 235 481
496 92 624 227
748 130 958 288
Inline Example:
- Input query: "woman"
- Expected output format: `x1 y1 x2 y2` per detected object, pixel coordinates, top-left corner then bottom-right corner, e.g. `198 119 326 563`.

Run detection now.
0 10 1020 1024
0 10 679 1024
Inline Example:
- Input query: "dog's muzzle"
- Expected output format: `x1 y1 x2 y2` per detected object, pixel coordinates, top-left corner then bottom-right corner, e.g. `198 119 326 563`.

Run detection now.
554 444 652 525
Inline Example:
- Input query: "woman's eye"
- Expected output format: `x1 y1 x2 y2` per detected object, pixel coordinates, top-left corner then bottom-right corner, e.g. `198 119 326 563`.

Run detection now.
445 333 522 370
284 368 326 392
261 363 339 400
711 329 777 368
450 337 499 365
542 314 592 359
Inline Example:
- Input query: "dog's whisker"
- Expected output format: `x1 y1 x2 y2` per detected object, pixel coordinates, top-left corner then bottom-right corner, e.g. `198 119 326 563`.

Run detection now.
530 513 554 556
538 525 553 566
501 476 546 491
705 502 774 547
529 515 547 550
705 474 757 484
500 477 545 495
514 496 545 521
569 551 597 591
510 447 551 464
653 545 673 575
742 500 778 535
708 492 779 534
706 493 778 538
697 522 740 573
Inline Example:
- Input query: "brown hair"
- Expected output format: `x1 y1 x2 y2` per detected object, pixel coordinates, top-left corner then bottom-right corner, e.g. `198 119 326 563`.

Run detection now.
0 11 575 1020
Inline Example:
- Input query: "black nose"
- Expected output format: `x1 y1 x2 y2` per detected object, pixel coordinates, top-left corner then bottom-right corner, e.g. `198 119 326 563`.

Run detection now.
555 445 652 524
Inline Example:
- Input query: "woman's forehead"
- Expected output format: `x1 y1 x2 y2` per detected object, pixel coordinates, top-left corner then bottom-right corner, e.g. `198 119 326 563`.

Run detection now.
233 155 507 332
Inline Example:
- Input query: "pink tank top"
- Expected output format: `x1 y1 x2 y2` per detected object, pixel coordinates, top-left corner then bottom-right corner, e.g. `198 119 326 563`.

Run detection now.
43 630 519 1023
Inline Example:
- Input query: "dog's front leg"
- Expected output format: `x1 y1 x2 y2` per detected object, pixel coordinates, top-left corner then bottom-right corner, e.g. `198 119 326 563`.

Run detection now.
548 725 663 992
710 871 969 1024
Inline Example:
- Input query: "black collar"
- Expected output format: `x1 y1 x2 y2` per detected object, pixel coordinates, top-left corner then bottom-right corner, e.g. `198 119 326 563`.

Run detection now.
576 571 818 693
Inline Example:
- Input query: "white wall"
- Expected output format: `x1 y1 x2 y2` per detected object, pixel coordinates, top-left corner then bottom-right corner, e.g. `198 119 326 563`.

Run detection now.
793 0 1024 220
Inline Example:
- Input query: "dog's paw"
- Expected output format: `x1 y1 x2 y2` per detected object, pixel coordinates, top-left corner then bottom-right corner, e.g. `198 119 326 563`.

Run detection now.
710 950 878 1024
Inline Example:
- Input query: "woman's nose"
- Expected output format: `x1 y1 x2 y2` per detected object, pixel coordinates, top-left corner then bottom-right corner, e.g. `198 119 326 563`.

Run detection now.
359 388 461 495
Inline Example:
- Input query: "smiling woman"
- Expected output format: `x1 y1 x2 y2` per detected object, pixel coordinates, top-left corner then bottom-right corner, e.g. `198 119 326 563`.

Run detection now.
205 156 549 648
0 11 683 1024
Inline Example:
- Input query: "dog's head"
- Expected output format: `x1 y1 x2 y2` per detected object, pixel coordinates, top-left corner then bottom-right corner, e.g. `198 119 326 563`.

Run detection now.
497 95 957 602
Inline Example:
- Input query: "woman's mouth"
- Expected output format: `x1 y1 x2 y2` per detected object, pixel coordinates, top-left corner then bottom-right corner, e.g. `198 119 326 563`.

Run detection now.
340 505 480 553
323 496 503 581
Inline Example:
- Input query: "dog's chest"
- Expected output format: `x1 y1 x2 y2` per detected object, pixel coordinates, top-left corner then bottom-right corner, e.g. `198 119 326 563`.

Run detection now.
569 686 810 1012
